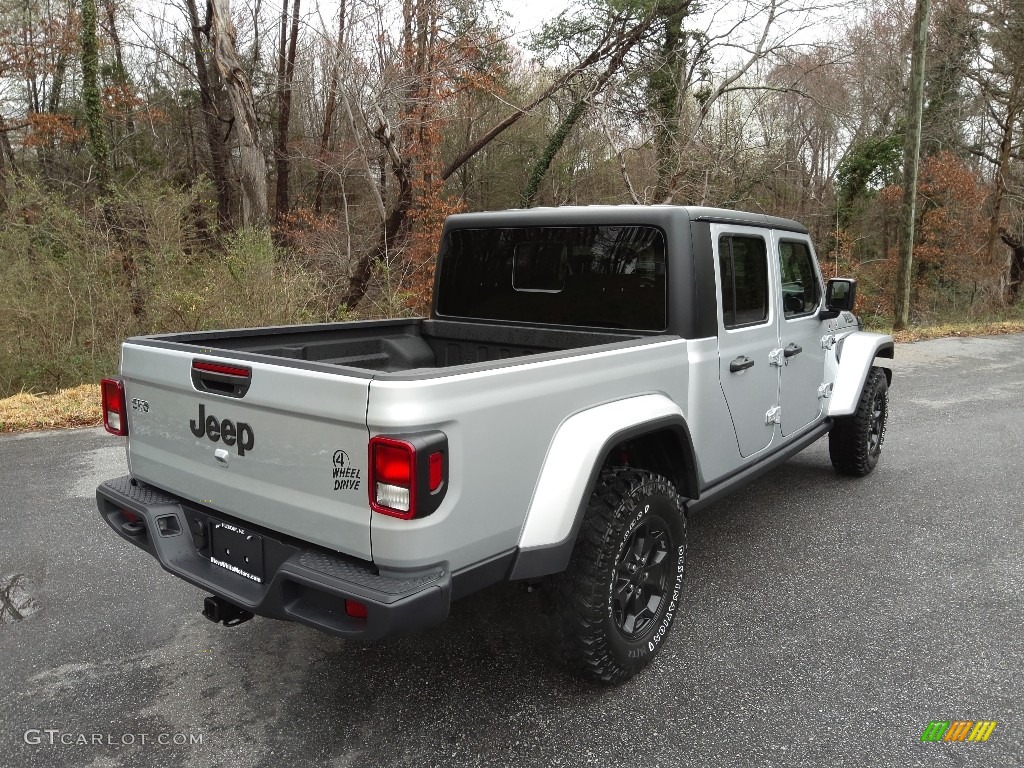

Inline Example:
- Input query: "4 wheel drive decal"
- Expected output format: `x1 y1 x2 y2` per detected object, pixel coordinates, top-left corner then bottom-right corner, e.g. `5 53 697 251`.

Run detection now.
189 404 255 456
332 449 362 491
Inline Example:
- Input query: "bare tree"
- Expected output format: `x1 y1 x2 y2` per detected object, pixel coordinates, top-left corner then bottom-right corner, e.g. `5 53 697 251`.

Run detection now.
81 0 109 189
184 0 232 228
895 0 930 331
313 0 347 214
998 227 1024 303
974 0 1024 302
209 0 269 226
274 0 301 225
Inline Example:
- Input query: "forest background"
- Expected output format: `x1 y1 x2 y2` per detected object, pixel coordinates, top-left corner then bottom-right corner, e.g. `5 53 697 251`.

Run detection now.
2 0 1023 398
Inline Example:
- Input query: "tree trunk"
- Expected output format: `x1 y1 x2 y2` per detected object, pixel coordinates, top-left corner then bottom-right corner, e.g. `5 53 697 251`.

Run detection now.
651 2 690 200
80 0 110 190
76 19 143 324
984 61 1023 301
522 99 588 207
343 108 410 309
209 0 269 227
0 116 18 179
999 229 1024 304
274 0 301 226
521 23 650 207
184 0 232 228
48 54 66 113
101 0 134 135
313 0 347 214
894 0 931 331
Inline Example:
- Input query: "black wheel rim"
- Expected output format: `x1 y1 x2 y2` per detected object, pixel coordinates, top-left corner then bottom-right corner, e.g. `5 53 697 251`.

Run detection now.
613 516 671 640
868 391 885 455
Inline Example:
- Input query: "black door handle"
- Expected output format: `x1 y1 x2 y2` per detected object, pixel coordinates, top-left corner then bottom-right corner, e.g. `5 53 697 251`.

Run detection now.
730 355 755 372
783 343 802 358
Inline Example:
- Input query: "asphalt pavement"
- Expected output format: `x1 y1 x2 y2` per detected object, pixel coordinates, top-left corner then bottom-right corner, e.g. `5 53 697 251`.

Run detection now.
0 334 1021 767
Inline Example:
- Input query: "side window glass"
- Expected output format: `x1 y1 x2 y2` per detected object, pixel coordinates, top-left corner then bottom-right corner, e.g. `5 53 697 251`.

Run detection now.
778 241 821 317
719 235 769 328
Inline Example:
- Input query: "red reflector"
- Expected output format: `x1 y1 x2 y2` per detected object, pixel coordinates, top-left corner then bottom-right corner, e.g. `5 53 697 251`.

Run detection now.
345 599 368 618
428 452 443 491
374 442 413 485
100 378 127 436
192 360 251 378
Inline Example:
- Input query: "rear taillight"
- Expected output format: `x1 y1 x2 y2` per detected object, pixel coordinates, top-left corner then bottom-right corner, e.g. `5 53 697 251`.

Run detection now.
371 438 415 517
100 378 127 436
368 432 448 519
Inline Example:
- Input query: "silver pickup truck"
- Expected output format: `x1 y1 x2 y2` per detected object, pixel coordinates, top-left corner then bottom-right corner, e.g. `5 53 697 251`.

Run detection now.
96 205 893 682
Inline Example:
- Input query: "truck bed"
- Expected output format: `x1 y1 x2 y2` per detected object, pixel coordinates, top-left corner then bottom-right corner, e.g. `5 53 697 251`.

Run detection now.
117 315 679 564
139 318 647 375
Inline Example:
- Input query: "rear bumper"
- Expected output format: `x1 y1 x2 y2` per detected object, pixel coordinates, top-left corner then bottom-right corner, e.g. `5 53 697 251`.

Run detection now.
96 476 450 640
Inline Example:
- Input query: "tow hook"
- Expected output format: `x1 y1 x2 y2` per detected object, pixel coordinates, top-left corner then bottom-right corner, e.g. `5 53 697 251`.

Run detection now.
202 596 254 627
120 519 145 536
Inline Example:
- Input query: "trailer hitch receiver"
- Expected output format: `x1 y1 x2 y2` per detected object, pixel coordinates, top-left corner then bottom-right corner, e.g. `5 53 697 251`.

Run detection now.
202 596 254 627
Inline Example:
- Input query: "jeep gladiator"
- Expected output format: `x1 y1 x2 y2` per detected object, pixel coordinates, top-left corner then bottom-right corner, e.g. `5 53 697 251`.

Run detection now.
96 206 893 682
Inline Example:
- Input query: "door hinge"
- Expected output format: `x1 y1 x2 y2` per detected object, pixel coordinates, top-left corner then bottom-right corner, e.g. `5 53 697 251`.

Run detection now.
768 348 785 367
817 383 833 399
765 405 782 425
821 334 836 350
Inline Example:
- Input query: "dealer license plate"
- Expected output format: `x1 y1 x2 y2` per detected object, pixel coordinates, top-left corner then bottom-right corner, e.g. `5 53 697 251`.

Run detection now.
209 522 264 583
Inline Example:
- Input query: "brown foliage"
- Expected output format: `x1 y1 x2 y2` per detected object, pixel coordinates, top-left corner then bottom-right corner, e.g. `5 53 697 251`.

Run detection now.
23 113 84 148
915 152 995 309
852 153 996 321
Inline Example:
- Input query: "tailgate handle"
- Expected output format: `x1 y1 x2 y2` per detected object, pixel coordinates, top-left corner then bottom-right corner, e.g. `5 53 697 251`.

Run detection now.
191 360 252 398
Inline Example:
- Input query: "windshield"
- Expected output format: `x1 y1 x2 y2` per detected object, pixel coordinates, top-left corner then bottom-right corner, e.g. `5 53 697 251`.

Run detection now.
435 225 667 331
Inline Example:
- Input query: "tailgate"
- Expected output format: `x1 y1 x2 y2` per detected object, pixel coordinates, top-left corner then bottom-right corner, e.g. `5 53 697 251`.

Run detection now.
120 342 372 559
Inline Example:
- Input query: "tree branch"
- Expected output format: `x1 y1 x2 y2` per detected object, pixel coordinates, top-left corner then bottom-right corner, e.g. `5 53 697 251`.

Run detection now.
440 10 657 182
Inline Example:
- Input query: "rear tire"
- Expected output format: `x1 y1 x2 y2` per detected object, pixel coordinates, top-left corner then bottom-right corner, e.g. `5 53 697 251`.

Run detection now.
829 366 888 476
553 468 686 684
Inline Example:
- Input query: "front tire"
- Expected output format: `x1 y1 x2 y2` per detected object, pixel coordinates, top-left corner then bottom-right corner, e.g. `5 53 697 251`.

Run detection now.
829 366 889 476
554 468 687 684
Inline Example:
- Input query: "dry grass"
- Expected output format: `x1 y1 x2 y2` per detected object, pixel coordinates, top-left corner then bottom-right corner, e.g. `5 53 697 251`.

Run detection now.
888 319 1024 343
0 384 103 434
1 320 1023 434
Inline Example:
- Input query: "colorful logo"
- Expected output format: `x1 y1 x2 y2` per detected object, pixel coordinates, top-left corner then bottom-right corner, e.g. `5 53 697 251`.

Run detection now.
920 721 997 743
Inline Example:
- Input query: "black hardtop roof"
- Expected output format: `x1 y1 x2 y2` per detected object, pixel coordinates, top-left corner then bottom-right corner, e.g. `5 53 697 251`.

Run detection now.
443 205 808 234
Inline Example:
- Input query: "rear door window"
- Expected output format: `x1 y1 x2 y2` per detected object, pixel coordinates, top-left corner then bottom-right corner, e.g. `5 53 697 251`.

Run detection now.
719 235 769 328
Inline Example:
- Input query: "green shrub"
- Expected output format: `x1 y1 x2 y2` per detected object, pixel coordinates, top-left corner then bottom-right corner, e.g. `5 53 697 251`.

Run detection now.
0 176 328 397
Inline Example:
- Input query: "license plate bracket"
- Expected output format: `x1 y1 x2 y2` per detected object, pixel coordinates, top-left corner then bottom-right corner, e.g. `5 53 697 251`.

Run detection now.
209 522 264 583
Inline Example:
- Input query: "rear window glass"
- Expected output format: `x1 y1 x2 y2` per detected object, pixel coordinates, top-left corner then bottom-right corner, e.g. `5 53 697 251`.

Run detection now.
435 226 667 331
719 234 769 328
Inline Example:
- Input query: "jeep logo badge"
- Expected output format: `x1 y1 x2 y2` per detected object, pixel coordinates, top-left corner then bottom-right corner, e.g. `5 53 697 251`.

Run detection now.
190 404 255 456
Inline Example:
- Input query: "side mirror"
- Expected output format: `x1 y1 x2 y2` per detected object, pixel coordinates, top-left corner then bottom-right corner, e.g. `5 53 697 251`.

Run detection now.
820 278 857 320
